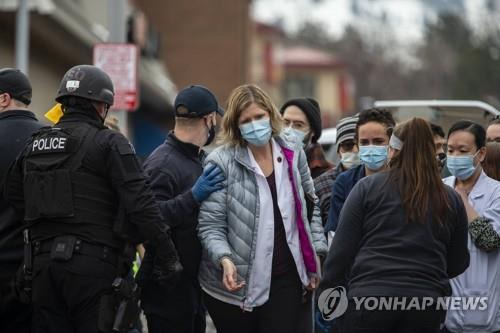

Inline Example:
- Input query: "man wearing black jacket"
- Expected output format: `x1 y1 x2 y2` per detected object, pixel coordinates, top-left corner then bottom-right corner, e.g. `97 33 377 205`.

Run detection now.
138 85 225 333
0 68 43 333
4 65 182 332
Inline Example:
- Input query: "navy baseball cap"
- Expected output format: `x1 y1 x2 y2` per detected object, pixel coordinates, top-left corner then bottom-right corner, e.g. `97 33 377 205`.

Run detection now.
174 85 224 118
0 68 32 105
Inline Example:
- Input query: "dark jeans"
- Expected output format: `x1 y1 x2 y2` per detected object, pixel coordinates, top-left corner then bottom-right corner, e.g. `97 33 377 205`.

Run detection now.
339 300 444 333
0 280 32 333
297 290 314 333
31 253 116 333
204 269 303 333
140 275 206 333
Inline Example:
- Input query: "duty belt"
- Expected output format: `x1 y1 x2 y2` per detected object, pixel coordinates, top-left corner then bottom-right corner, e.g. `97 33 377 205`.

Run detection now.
33 237 119 265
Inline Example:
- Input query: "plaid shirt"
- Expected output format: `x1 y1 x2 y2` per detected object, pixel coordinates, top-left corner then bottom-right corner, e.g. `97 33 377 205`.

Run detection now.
314 164 345 227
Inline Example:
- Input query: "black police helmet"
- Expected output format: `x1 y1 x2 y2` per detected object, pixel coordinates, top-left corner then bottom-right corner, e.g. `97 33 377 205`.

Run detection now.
56 65 114 106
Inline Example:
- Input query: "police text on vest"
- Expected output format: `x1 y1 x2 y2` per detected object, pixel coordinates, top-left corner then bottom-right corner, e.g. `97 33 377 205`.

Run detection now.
32 137 67 151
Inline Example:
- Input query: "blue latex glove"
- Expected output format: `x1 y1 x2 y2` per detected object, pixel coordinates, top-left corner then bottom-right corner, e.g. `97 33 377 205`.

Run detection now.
315 310 334 333
191 164 225 203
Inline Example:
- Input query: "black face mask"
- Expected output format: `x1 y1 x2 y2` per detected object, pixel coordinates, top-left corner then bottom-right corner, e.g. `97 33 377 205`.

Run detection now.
437 152 447 168
205 121 215 146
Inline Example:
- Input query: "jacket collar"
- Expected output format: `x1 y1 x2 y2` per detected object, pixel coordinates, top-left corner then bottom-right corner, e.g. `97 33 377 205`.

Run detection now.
470 171 488 199
58 107 106 129
447 170 489 200
0 109 37 121
235 144 253 170
167 132 202 160
234 135 293 171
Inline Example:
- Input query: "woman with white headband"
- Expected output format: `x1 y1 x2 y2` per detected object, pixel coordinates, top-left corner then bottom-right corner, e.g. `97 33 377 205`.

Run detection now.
318 118 470 333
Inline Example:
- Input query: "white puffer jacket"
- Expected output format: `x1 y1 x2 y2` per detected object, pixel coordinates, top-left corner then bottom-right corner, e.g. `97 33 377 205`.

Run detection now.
197 136 327 309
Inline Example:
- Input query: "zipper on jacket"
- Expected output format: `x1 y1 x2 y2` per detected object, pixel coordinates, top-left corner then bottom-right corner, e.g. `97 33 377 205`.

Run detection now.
242 171 260 310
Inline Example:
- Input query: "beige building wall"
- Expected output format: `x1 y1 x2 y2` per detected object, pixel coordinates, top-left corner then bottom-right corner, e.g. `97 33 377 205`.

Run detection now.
0 36 60 124
249 32 265 85
282 66 346 127
317 70 340 118
248 23 284 105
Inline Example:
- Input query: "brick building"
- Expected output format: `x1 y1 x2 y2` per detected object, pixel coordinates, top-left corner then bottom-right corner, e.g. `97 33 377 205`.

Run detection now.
136 0 251 105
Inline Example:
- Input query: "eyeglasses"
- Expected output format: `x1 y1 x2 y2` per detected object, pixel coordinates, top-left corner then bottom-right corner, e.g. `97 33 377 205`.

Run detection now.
284 120 310 132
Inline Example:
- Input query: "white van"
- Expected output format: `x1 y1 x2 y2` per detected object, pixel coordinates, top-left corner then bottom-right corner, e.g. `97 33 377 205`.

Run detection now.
318 127 337 163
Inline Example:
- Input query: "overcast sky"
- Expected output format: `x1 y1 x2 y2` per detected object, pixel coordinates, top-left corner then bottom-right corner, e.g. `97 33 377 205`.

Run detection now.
252 0 493 44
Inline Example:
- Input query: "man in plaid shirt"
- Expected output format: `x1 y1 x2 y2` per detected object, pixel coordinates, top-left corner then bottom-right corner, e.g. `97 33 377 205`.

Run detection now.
314 115 360 227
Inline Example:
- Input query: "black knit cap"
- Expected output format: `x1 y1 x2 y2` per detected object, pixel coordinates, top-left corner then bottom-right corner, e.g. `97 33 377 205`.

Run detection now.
280 97 322 143
0 68 32 105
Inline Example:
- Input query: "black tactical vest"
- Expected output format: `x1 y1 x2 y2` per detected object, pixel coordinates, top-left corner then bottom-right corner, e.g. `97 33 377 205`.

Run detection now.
23 124 116 229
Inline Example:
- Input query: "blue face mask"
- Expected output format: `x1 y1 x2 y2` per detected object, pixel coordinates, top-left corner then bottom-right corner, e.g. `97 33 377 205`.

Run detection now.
446 151 479 180
282 126 307 148
359 145 388 171
239 118 272 146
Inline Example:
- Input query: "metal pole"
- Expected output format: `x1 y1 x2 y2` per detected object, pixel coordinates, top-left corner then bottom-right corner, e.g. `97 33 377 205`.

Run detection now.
108 0 126 44
107 0 129 137
15 0 30 74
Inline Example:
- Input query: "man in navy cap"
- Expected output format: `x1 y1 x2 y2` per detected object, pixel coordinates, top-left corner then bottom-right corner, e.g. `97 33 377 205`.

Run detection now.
0 68 43 332
137 85 225 333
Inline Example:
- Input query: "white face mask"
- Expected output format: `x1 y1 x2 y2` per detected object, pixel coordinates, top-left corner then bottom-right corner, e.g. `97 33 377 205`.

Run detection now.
282 126 307 148
340 152 360 169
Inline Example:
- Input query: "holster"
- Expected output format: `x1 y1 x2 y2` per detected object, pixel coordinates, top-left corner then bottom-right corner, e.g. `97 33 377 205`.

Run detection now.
98 277 141 333
17 229 32 303
98 244 141 333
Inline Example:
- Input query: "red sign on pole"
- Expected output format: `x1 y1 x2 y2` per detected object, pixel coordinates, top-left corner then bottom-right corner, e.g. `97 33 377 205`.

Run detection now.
93 43 139 111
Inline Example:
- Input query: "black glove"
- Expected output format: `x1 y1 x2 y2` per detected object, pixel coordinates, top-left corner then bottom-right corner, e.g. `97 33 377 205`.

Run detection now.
152 235 183 285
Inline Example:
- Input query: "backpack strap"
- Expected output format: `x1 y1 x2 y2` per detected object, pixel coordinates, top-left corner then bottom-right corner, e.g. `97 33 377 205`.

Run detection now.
63 124 100 172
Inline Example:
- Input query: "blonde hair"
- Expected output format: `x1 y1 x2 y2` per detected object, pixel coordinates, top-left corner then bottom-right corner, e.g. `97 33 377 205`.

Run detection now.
218 84 282 146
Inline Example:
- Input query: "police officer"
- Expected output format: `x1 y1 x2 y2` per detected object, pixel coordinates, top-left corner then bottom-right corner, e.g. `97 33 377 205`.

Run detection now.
3 65 182 332
0 68 43 333
138 85 225 333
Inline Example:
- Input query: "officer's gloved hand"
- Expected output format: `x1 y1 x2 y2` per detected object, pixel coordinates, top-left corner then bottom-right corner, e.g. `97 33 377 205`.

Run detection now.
152 235 183 286
191 164 225 203
315 310 335 333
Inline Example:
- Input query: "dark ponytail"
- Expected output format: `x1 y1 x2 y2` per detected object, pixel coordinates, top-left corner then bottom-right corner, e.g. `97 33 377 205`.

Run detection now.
389 118 450 225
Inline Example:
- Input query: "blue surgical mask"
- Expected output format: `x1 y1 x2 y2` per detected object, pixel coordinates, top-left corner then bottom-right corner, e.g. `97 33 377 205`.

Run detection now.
446 151 479 180
359 145 388 171
239 118 272 146
282 126 307 148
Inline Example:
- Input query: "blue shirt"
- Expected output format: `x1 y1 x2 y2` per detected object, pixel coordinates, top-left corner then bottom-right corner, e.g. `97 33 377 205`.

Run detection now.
325 164 366 232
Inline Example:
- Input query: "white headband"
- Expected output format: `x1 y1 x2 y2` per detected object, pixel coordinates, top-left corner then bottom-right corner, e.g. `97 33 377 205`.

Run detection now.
389 134 404 150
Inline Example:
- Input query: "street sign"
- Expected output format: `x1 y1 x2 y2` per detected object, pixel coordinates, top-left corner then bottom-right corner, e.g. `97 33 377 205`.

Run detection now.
93 43 139 111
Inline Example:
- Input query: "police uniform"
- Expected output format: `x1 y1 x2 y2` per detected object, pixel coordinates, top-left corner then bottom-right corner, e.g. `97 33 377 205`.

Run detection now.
0 68 43 333
4 65 181 333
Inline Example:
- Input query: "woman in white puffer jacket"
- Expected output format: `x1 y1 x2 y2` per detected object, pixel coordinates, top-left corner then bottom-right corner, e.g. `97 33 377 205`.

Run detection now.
197 84 327 333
